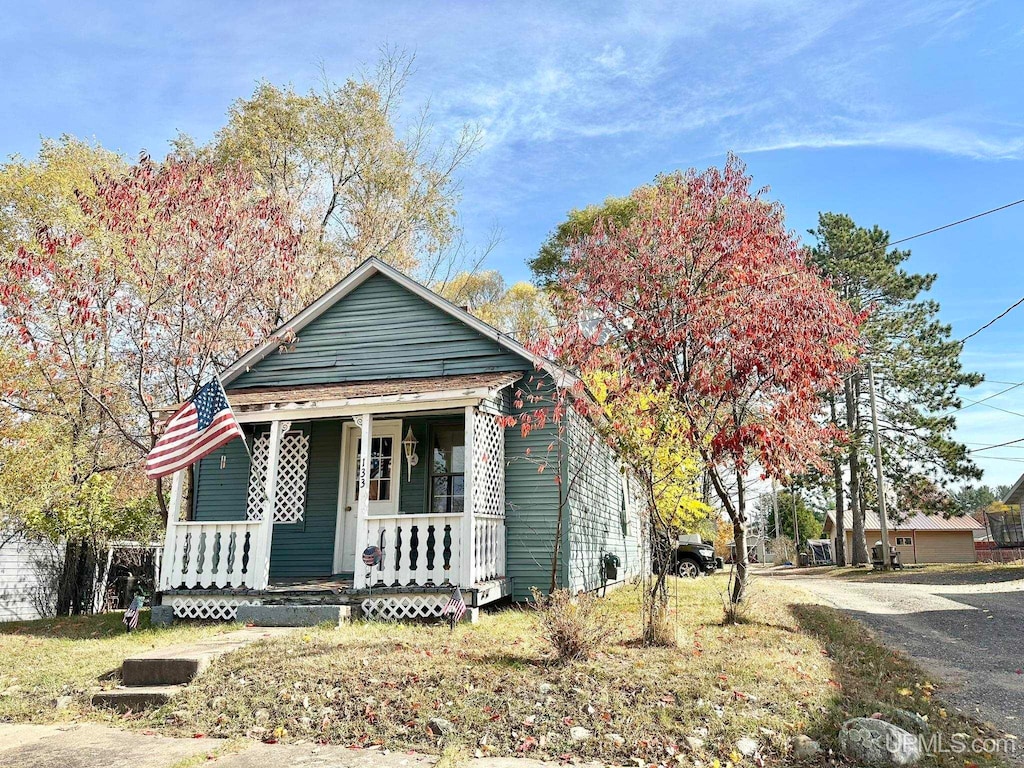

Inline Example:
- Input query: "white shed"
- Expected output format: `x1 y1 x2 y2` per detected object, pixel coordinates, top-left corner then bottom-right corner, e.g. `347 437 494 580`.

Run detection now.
0 533 62 621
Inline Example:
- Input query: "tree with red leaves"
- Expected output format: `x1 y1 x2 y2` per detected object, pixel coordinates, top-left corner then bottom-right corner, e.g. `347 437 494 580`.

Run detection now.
548 157 862 605
0 153 301 612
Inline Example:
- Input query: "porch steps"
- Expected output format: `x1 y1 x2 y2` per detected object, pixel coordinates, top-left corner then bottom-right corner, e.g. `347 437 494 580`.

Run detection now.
91 627 292 711
236 604 351 626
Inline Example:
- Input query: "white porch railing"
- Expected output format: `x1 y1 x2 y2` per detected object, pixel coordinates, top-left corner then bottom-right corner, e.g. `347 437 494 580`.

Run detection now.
159 520 265 590
358 513 464 588
473 515 505 581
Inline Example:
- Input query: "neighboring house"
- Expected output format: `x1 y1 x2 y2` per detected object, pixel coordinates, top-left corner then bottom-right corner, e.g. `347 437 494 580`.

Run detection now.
0 532 62 621
823 511 982 564
154 258 645 622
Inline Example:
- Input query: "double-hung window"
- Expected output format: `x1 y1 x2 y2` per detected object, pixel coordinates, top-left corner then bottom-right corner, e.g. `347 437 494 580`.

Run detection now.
430 425 465 515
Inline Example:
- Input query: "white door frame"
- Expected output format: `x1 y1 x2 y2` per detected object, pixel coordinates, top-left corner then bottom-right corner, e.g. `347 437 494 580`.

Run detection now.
332 418 403 573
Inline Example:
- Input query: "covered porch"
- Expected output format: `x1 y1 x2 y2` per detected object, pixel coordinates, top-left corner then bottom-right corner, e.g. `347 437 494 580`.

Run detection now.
156 373 516 621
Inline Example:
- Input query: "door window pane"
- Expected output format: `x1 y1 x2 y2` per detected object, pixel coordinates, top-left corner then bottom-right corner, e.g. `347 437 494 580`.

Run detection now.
356 435 395 501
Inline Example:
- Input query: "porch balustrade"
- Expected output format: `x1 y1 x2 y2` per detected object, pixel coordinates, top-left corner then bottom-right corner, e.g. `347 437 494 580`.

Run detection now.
473 515 505 582
358 512 464 588
160 520 265 590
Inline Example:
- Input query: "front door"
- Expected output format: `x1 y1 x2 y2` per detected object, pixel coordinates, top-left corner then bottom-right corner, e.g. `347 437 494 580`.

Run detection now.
333 419 402 573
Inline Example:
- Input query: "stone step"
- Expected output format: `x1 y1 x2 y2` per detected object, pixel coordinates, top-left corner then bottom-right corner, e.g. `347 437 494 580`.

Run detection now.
235 604 352 627
121 627 293 686
91 685 182 711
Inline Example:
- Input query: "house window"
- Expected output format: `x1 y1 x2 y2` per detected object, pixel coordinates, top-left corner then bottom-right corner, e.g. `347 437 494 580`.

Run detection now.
355 436 394 501
430 425 465 515
895 536 913 546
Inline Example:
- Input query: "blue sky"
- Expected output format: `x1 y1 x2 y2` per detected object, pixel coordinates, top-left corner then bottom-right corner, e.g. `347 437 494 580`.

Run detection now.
3 1 1023 486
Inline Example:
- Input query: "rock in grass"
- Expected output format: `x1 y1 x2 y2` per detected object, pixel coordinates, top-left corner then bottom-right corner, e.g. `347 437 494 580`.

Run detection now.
736 737 758 757
427 717 454 737
885 708 930 735
791 734 821 760
606 733 626 747
570 726 593 742
685 736 705 751
839 717 922 766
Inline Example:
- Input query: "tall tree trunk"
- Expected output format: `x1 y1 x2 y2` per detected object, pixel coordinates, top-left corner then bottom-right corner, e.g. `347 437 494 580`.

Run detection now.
730 469 748 604
55 539 98 616
845 375 868 564
829 396 846 566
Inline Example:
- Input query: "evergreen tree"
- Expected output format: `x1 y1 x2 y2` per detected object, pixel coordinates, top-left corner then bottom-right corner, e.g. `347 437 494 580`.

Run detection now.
808 213 981 564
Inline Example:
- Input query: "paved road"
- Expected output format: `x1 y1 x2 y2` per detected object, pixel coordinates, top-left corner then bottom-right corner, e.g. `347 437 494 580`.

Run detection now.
768 568 1024 741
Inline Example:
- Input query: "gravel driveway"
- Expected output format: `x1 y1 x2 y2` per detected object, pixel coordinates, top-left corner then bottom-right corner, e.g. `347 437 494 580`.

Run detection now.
766 567 1024 741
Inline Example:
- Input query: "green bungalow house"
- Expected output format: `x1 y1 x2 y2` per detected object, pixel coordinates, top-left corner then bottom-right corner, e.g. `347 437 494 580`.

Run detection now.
155 258 644 622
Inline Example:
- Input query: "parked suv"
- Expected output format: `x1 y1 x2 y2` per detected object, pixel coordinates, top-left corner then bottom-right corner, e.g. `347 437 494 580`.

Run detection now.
674 534 722 578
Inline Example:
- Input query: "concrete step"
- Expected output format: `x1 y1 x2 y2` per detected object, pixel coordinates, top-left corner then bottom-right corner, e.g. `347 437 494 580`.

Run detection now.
91 685 182 711
235 603 351 627
121 627 293 686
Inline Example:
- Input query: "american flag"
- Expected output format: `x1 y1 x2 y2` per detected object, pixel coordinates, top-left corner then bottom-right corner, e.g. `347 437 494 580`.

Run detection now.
441 586 467 628
123 595 143 632
145 379 244 479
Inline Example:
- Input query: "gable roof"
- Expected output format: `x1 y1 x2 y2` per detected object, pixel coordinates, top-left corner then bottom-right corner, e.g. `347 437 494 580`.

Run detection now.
825 510 983 533
220 257 573 389
1003 472 1024 506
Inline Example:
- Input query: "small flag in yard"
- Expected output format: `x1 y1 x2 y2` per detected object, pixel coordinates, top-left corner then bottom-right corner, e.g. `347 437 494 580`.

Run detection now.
145 379 244 479
441 586 467 629
123 595 143 632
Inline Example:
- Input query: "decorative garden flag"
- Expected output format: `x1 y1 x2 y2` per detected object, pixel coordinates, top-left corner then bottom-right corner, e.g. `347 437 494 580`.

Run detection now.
123 595 143 632
442 586 467 629
145 379 244 479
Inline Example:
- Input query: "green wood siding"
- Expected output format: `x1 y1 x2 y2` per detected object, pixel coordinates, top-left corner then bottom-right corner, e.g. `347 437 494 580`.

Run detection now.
231 273 530 388
564 409 645 594
193 435 251 522
269 420 341 579
503 374 566 601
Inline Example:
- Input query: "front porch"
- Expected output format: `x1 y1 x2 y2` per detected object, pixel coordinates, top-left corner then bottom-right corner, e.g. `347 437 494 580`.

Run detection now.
156 374 517 621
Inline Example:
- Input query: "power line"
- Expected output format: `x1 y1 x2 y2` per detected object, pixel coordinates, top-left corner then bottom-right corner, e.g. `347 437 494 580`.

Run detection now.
949 380 1024 415
958 296 1024 345
969 436 1024 454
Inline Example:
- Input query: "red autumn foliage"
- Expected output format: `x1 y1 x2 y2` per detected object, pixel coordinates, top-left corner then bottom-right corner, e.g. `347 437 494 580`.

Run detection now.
546 156 863 601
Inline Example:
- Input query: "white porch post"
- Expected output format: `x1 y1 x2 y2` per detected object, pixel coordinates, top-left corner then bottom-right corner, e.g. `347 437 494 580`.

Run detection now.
462 405 476 588
158 469 186 590
255 419 284 590
354 413 373 588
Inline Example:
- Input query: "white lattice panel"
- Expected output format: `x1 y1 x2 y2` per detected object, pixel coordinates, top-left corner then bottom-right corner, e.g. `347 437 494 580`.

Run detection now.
246 430 310 523
360 595 449 621
472 410 505 517
167 596 260 621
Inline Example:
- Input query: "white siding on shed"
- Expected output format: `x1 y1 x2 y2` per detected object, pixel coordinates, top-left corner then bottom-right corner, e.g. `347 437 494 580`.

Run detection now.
0 534 61 622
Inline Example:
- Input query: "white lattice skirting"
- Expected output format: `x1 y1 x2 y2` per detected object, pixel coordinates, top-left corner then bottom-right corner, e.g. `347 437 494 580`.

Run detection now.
167 595 262 621
360 595 449 621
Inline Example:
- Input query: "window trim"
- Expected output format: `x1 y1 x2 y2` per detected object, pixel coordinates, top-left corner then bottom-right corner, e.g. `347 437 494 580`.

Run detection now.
895 536 913 546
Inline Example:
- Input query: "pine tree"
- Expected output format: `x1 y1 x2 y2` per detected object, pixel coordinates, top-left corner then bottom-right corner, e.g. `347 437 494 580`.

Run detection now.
808 213 981 564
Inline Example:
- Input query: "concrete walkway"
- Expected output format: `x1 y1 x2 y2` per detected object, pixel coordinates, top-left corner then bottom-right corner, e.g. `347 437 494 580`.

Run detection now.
0 722 607 768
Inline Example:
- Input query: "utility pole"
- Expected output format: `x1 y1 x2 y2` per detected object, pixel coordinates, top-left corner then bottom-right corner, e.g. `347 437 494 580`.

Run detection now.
771 480 780 540
867 361 891 568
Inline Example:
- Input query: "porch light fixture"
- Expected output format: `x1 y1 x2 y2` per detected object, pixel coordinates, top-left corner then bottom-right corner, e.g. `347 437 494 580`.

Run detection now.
402 426 419 481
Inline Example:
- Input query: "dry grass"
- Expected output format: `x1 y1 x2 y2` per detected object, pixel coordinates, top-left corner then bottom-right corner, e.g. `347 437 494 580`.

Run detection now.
153 576 1001 766
0 611 237 722
0 580 1006 766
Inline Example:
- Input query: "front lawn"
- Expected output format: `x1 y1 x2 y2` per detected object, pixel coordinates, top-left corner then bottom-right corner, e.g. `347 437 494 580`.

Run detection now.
0 611 237 721
153 576 1001 767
